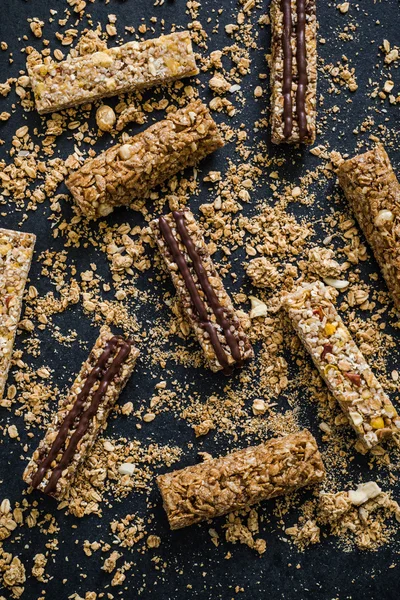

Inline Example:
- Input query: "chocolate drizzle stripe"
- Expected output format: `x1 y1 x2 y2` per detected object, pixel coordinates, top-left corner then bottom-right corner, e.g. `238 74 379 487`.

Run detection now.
158 214 240 374
31 336 131 494
281 0 294 138
172 212 243 369
296 0 308 140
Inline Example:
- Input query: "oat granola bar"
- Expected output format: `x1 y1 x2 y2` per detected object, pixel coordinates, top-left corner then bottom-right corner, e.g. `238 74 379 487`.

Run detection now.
66 100 224 220
338 144 400 311
0 228 36 400
157 430 325 530
28 31 199 115
270 0 317 144
284 281 400 450
23 328 139 500
150 209 253 374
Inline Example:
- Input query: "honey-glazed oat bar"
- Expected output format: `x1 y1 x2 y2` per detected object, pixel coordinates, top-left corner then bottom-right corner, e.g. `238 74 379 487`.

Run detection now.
0 228 36 400
157 430 325 530
270 0 317 144
150 208 253 374
284 281 400 451
23 328 139 500
28 31 199 115
66 100 224 220
338 144 400 311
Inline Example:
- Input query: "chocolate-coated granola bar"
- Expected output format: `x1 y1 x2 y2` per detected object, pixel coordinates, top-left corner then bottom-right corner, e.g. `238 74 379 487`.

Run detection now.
270 0 317 144
23 328 139 500
150 208 253 374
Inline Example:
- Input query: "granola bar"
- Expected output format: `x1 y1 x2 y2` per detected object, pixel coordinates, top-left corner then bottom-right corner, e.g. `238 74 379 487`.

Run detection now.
270 0 317 144
284 281 400 450
0 228 36 400
338 144 400 311
66 100 224 220
157 430 325 530
23 328 139 500
150 208 253 374
28 31 199 115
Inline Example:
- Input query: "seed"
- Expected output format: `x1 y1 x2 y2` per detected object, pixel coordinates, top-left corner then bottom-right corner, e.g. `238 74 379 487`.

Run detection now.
118 463 136 476
118 144 133 160
374 209 394 227
252 398 267 415
96 105 116 132
143 413 156 422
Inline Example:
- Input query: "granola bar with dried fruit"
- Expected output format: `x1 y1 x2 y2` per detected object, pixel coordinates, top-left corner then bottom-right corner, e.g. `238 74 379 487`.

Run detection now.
338 144 400 311
270 0 317 144
66 100 224 220
150 208 253 374
28 31 199 115
23 328 139 500
284 281 400 451
0 228 36 400
157 430 325 530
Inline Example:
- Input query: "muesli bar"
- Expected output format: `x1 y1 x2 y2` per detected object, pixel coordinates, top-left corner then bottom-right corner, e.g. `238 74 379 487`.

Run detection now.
23 328 139 500
157 430 325 530
66 100 224 220
270 0 317 144
338 144 400 311
0 228 36 400
284 281 400 450
27 31 199 115
150 209 253 374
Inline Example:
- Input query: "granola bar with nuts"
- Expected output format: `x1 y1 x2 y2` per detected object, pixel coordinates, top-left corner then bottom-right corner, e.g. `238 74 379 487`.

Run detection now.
270 0 317 144
28 31 199 115
0 228 36 400
284 281 400 450
150 209 253 374
157 430 325 530
338 144 400 311
66 100 224 219
23 328 139 500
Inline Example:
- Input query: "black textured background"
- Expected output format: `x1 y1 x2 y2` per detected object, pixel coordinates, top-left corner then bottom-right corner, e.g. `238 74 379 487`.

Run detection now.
0 1 399 599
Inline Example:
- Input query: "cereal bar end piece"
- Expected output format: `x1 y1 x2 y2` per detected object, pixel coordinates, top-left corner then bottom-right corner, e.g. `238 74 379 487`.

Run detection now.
338 144 400 311
0 228 36 400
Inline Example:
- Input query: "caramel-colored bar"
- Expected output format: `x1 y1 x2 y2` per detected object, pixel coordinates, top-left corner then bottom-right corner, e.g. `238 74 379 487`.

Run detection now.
150 208 253 374
284 281 400 451
338 144 400 311
270 0 317 144
23 328 139 500
28 31 199 115
66 100 224 220
0 228 36 400
157 430 325 530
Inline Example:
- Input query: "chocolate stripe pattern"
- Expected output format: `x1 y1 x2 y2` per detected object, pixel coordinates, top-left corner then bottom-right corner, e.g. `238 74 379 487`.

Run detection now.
281 0 309 141
281 0 294 138
31 336 132 494
158 212 243 375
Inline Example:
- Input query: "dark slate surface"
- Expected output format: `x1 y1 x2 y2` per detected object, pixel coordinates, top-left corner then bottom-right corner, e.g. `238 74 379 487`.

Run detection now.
0 0 399 599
